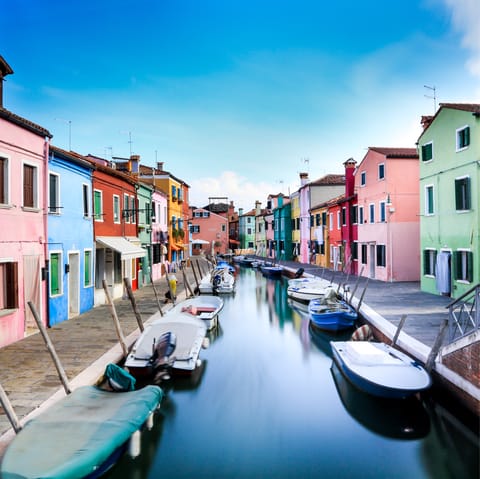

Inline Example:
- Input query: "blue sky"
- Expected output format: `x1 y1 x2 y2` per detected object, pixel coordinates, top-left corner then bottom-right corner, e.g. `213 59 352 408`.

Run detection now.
1 0 479 209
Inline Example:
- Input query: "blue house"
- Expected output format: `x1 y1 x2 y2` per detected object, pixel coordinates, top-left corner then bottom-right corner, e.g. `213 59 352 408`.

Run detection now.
47 146 95 325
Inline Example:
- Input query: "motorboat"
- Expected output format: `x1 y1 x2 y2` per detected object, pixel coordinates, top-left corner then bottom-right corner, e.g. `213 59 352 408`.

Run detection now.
287 278 336 304
0 365 162 479
308 296 357 332
330 341 432 399
260 262 283 278
125 312 208 377
168 295 224 330
198 267 235 294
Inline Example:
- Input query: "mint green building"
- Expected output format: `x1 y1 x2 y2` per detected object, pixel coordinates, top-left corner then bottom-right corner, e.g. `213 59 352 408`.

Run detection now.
137 182 153 287
418 103 480 299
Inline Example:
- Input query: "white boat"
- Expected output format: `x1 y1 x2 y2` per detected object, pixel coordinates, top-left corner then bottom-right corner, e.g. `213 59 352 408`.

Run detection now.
198 267 235 294
287 278 335 304
168 295 224 330
125 312 207 377
330 341 432 399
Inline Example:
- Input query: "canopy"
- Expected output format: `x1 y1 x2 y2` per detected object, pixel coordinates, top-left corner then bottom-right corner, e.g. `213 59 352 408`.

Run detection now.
192 239 209 245
96 236 146 260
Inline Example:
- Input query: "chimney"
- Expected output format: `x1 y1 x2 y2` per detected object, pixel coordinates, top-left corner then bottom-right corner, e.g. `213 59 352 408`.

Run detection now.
421 115 434 131
157 162 164 172
0 55 14 109
129 154 140 173
255 200 261 215
343 157 356 197
239 208 243 216
299 172 309 186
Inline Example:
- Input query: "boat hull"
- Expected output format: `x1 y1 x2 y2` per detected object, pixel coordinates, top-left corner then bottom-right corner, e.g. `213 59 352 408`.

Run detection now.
330 341 432 399
309 299 357 332
0 385 162 479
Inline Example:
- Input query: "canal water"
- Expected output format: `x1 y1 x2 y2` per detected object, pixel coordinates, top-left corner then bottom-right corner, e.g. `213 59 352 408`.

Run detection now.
108 267 479 479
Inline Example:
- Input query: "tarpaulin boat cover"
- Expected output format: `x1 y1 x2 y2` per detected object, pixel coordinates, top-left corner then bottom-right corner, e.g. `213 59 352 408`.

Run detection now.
1 385 163 479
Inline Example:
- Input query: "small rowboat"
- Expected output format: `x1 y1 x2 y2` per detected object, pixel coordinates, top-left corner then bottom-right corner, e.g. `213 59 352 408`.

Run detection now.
308 298 357 332
168 295 224 330
330 341 432 399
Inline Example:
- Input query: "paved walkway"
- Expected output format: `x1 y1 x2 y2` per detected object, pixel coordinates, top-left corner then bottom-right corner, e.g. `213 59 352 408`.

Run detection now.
0 257 454 455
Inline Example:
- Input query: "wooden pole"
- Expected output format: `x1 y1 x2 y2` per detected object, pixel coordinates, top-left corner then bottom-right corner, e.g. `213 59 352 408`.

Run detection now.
28 301 71 395
0 382 22 433
425 319 449 372
181 266 195 298
102 280 129 357
348 266 365 305
190 260 201 290
149 272 164 316
123 277 144 332
391 314 408 345
356 277 370 312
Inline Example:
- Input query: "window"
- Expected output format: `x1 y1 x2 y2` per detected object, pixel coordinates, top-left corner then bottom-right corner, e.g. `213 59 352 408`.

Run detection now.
379 201 386 222
322 212 327 226
23 163 38 208
378 163 385 180
171 185 177 200
130 195 137 223
113 195 120 223
454 250 473 282
48 173 60 214
425 185 435 215
222 224 226 232
358 206 364 224
93 190 103 221
316 213 321 226
352 241 358 260
82 184 90 217
336 211 340 230
456 126 470 151
360 171 366 186
49 252 63 296
0 261 18 310
376 244 386 267
194 211 202 217
202 211 210 218
329 213 333 231
455 177 471 211
423 249 437 276
0 156 9 204
369 204 375 223
84 249 93 286
192 225 200 233
361 244 367 264
123 194 130 222
341 207 346 226
247 228 252 235
351 205 358 224
421 142 433 162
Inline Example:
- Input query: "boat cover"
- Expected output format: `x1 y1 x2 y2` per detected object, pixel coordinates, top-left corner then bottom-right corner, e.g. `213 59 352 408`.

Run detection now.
1 385 163 479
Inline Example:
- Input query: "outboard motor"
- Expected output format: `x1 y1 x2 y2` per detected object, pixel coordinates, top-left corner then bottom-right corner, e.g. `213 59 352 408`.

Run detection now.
151 331 177 369
294 268 305 278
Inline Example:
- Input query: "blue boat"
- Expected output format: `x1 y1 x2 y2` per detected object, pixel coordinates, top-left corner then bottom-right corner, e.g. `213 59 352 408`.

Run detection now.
1 366 163 479
308 298 357 332
260 263 283 278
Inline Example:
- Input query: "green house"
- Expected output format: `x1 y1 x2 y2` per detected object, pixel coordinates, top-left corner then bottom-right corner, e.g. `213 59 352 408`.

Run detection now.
273 197 292 261
418 103 480 299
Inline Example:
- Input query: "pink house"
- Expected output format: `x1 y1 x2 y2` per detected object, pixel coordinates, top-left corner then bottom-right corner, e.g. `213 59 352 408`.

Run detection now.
0 56 52 347
355 147 419 281
189 207 229 256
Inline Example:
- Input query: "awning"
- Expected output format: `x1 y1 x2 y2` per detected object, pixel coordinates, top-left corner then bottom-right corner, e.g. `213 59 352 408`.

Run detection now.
191 239 209 245
229 239 240 245
170 244 181 251
96 236 146 260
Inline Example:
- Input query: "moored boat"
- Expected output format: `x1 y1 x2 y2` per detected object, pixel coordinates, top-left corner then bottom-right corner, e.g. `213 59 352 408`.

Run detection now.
168 295 224 330
0 366 163 479
260 263 283 278
125 312 207 377
330 341 432 399
308 297 357 332
287 279 336 304
198 267 235 294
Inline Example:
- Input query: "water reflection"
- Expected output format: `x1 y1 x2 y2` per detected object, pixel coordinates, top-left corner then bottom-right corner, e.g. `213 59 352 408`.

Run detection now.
105 266 479 479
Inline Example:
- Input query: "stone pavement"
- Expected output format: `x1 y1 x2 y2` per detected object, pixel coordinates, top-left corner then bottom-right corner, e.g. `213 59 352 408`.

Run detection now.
0 256 456 454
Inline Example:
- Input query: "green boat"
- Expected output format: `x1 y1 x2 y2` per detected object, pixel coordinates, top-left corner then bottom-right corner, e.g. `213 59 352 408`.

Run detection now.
1 376 162 478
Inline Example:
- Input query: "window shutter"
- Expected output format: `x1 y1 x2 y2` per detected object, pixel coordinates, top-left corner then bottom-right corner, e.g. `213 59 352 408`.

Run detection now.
452 251 459 280
465 177 471 209
465 126 470 146
423 250 428 275
50 254 60 295
467 251 473 282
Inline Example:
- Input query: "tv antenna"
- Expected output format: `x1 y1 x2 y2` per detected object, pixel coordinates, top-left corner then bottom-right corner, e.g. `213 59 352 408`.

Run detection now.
55 118 72 150
424 85 437 114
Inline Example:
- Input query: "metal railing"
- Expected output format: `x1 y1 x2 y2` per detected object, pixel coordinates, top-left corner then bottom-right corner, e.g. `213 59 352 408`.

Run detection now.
446 284 480 343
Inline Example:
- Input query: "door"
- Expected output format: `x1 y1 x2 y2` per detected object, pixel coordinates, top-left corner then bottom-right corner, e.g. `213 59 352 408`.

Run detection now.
369 244 376 279
23 255 42 332
68 252 80 318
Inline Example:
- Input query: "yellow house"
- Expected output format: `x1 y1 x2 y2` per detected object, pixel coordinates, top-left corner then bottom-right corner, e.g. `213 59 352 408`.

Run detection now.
138 162 188 265
290 190 301 259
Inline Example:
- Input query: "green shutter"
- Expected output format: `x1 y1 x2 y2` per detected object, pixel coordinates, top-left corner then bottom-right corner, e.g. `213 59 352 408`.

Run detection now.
465 177 471 209
84 250 91 286
50 253 60 295
467 251 473 282
465 126 470 146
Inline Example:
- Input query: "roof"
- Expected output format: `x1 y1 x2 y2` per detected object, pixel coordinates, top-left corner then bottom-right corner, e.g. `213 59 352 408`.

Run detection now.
309 174 345 186
50 145 95 170
0 55 13 76
368 147 418 159
138 164 190 187
0 107 52 138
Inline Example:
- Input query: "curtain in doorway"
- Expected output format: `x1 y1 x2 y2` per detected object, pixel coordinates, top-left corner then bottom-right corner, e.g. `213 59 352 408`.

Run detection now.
435 251 451 294
23 255 41 331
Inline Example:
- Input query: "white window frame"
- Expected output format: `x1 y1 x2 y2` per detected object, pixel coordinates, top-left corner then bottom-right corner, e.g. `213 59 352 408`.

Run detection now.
49 250 63 297
84 248 93 287
113 195 120 223
379 201 386 223
0 154 10 206
421 141 434 162
369 203 375 223
329 213 333 231
423 248 436 277
378 163 385 180
336 211 341 230
48 172 61 215
360 171 366 186
22 161 39 209
123 193 130 223
82 183 90 218
456 125 470 152
358 206 364 225
425 184 435 216
93 189 103 222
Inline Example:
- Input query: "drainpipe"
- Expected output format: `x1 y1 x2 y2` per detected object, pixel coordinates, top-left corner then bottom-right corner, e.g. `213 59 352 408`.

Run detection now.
43 137 51 326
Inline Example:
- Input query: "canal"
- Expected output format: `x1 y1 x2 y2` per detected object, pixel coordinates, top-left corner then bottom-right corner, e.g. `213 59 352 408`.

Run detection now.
108 266 479 479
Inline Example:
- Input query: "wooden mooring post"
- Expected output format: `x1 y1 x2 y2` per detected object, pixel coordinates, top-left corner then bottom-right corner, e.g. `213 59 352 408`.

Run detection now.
123 277 144 332
425 319 449 372
0 383 22 433
181 266 196 297
391 314 408 346
149 272 164 316
102 280 129 358
27 301 72 395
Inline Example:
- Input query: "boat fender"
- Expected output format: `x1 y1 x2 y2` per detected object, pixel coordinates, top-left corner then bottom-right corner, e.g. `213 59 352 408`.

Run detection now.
202 337 210 349
294 268 305 278
128 430 141 458
351 324 373 341
213 274 222 287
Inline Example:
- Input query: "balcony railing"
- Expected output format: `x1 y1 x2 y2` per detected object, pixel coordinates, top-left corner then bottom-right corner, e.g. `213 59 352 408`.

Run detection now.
447 284 480 343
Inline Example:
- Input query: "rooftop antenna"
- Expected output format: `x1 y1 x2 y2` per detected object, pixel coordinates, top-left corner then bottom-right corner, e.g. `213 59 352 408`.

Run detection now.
55 118 72 150
302 157 310 172
120 130 133 155
424 85 437 114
